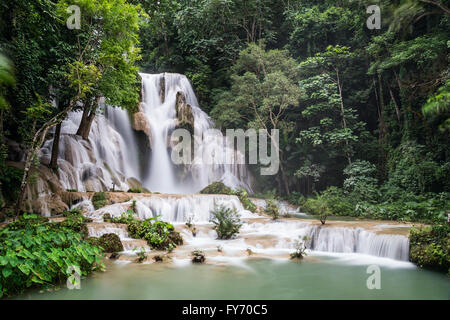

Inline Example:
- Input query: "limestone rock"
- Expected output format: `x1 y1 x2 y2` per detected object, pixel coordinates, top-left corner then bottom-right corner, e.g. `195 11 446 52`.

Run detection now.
133 111 153 148
175 91 195 134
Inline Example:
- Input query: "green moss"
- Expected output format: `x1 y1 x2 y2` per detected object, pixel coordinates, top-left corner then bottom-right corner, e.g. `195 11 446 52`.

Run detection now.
127 187 142 193
92 192 108 210
200 183 256 213
200 181 232 195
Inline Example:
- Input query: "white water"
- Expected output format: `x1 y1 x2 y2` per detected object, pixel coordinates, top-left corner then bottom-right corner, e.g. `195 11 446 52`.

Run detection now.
140 73 252 193
83 195 410 261
40 107 140 192
40 73 252 194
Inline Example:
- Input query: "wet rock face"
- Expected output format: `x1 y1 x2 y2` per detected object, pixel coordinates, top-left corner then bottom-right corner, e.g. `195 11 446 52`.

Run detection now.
6 161 69 216
133 108 153 149
159 75 165 103
175 91 195 135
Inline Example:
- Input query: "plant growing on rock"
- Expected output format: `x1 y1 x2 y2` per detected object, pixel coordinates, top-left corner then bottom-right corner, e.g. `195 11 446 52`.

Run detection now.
303 194 331 225
185 216 197 237
290 236 311 260
134 247 147 263
409 224 449 273
92 192 108 210
112 213 183 251
128 187 142 193
191 249 205 263
265 199 280 220
87 233 123 253
210 204 242 239
200 181 232 195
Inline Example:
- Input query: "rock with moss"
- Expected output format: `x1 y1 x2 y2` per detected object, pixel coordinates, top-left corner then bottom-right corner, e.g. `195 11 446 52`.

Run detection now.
103 213 112 222
200 181 232 195
88 233 123 253
191 249 205 263
92 191 108 210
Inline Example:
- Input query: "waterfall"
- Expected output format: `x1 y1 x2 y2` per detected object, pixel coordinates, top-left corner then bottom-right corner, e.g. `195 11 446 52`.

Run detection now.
40 73 252 194
306 226 409 260
139 73 252 193
40 107 141 192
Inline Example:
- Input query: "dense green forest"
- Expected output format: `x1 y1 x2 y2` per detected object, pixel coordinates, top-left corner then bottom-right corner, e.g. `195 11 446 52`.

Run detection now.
1 0 448 222
0 0 449 299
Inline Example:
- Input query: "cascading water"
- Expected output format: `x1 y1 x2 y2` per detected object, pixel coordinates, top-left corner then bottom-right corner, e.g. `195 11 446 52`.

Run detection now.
40 106 141 192
41 73 252 194
139 73 252 193
39 72 410 263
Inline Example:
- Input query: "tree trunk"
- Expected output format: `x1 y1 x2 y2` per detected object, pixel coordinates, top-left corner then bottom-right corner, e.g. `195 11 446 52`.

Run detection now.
49 122 61 170
336 69 352 165
389 86 401 122
76 105 97 140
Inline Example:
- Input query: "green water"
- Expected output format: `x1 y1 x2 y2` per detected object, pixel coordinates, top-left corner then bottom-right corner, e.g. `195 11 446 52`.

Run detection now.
18 256 449 300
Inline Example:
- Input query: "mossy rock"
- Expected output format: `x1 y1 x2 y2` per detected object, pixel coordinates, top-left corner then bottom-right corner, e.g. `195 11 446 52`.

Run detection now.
88 233 123 253
103 213 112 222
409 224 449 273
191 250 205 263
92 191 108 210
200 181 232 195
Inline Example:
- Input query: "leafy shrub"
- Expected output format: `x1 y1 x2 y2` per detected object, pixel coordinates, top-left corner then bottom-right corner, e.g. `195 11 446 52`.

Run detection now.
92 192 108 210
235 189 256 212
0 166 23 205
386 141 446 194
303 194 331 224
200 181 232 195
290 236 310 260
62 208 83 217
111 213 183 250
0 214 104 298
127 187 142 193
87 233 123 253
264 199 280 220
210 204 242 239
343 160 379 203
409 224 449 273
321 187 356 216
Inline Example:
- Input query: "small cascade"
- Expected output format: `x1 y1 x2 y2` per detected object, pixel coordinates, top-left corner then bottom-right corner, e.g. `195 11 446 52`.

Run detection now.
40 107 141 192
306 226 409 261
87 194 255 223
83 196 410 261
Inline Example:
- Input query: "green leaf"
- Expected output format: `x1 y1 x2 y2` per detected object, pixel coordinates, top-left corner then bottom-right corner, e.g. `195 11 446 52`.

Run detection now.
2 267 13 278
